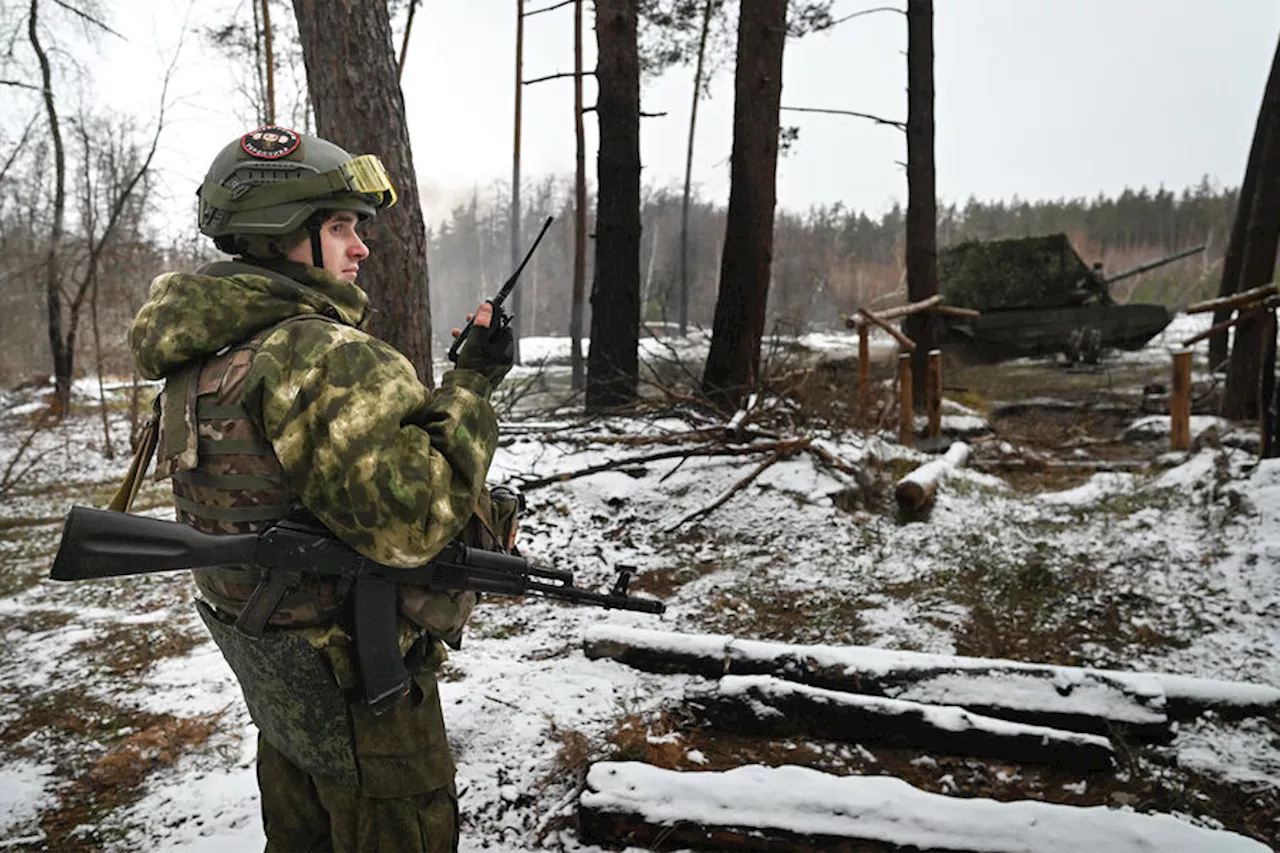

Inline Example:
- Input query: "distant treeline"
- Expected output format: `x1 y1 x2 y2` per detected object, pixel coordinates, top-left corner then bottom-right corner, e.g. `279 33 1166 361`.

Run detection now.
0 177 1237 386
428 176 1234 343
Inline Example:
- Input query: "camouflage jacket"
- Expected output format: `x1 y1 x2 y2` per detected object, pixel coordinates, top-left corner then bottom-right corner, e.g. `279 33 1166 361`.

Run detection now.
128 258 500 569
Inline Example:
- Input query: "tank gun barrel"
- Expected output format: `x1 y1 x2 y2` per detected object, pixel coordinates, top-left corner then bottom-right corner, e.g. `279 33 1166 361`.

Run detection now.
1102 244 1206 284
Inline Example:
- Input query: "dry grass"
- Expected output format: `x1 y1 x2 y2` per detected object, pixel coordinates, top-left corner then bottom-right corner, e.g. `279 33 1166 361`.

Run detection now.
1 689 224 853
72 622 205 676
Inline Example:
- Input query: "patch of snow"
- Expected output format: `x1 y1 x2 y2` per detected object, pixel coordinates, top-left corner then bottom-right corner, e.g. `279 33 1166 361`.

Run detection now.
582 762 1268 852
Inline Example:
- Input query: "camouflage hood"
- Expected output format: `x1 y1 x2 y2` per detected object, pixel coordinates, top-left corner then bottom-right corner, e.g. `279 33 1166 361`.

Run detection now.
129 259 370 380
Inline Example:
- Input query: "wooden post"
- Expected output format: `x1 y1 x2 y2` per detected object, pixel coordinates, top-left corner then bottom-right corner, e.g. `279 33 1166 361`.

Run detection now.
898 353 913 446
1261 309 1278 458
857 322 870 426
927 349 942 438
1170 350 1192 452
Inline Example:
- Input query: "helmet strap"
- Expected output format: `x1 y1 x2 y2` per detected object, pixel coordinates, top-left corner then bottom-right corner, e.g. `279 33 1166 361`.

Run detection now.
309 222 324 269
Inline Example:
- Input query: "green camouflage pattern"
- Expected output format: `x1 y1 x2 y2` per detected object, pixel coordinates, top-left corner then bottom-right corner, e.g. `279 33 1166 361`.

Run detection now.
197 600 359 785
939 233 1104 312
128 258 500 569
162 323 350 627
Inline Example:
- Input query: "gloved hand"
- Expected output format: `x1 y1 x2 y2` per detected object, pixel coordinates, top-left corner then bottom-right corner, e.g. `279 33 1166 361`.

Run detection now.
453 306 515 387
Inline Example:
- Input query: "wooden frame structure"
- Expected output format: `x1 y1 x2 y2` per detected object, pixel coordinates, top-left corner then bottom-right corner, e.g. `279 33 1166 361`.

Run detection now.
1180 284 1280 454
846 297 979 444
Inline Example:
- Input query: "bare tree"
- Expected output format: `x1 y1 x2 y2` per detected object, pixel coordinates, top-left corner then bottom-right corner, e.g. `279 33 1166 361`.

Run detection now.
28 0 70 413
1221 69 1280 420
204 0 310 131
572 0 588 389
292 0 435 384
510 0 525 364
1211 33 1280 372
586 0 642 411
903 0 937 405
701 0 787 407
679 0 715 336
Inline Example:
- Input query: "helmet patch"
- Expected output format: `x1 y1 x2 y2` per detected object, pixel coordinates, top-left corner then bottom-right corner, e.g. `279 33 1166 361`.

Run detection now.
240 126 301 160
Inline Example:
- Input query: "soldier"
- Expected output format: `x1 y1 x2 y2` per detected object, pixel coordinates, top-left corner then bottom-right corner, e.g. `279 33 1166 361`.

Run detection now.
127 125 515 852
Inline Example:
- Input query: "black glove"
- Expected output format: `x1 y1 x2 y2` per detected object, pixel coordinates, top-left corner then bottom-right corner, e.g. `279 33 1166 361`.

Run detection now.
454 312 515 387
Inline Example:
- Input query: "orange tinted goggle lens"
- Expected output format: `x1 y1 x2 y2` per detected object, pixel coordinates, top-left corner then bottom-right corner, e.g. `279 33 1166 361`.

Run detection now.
341 155 398 209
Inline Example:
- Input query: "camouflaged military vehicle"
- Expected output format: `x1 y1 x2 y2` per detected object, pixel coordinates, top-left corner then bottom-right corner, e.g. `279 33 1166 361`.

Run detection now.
938 233 1204 363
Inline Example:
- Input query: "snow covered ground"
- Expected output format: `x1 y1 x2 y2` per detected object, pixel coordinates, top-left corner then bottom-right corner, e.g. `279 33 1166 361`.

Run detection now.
2 313 1279 851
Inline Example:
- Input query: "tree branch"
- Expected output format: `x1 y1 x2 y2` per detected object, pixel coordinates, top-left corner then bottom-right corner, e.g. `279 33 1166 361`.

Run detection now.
524 69 594 85
0 111 40 185
780 105 905 130
0 78 42 90
525 0 574 15
397 0 418 80
827 5 905 28
51 0 126 39
640 110 667 118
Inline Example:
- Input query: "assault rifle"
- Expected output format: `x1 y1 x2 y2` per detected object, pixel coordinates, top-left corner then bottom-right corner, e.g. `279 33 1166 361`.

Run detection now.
447 215 554 364
51 505 663 712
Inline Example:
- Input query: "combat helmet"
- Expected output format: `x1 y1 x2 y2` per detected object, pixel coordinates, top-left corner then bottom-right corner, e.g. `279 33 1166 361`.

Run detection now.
198 126 397 265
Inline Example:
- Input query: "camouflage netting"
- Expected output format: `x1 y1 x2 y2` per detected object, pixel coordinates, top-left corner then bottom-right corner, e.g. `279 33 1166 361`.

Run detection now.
939 233 1105 312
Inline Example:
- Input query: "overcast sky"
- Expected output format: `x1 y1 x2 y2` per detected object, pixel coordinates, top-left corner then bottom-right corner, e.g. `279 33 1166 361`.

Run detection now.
24 0 1280 225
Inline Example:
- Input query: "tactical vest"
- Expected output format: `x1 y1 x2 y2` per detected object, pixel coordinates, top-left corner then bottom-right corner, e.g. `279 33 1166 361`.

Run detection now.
154 314 517 641
155 315 349 628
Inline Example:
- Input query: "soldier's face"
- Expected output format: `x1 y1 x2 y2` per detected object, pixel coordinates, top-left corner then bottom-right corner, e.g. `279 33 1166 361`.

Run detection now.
288 211 369 282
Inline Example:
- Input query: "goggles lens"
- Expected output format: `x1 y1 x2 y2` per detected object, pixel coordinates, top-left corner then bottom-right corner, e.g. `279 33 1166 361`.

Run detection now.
340 155 398 209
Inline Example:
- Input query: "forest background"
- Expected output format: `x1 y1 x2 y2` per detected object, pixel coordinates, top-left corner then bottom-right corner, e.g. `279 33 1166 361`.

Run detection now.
0 0 1246 389
0 172 1234 387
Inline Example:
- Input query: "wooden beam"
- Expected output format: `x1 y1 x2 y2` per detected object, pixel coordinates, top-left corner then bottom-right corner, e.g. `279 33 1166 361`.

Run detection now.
858 322 871 424
1170 350 1192 451
929 304 981 319
847 294 944 327
1182 296 1280 346
690 675 1114 771
583 627 1173 739
898 353 913 447
579 762 1260 853
926 349 942 438
858 307 917 351
1186 282 1277 314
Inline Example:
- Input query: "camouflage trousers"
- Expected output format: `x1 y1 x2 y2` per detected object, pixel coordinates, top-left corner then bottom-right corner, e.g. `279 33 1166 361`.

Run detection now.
256 668 459 853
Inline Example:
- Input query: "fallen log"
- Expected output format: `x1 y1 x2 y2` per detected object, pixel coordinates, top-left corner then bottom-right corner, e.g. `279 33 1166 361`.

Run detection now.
893 441 971 512
972 458 1150 472
584 626 1169 739
688 675 1115 771
585 627 1280 735
578 762 1269 853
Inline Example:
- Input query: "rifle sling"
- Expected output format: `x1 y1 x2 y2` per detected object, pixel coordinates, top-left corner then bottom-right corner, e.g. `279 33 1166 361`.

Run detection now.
107 395 161 513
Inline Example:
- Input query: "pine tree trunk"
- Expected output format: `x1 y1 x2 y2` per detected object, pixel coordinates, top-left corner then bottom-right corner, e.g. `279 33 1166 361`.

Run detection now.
292 0 434 386
1222 90 1280 420
586 0 641 411
701 0 786 407
571 0 587 390
679 0 715 337
1210 33 1280 372
904 0 938 405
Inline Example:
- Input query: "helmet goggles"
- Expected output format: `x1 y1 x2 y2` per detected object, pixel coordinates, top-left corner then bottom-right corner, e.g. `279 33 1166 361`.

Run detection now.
202 153 397 215
337 154 398 210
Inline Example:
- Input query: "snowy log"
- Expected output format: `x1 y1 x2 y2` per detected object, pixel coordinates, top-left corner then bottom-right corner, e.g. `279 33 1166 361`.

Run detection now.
585 626 1280 726
893 441 971 512
584 626 1169 739
578 762 1270 853
688 675 1115 771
